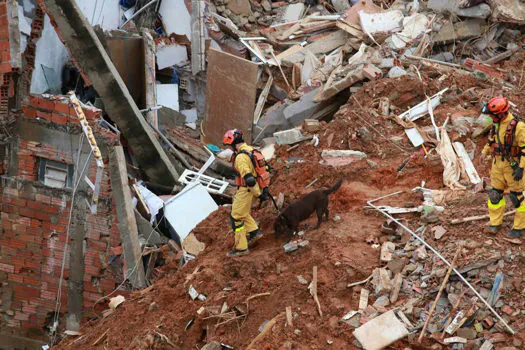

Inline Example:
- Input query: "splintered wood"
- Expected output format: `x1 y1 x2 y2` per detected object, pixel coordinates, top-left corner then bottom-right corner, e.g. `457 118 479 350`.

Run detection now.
286 306 293 327
309 266 323 317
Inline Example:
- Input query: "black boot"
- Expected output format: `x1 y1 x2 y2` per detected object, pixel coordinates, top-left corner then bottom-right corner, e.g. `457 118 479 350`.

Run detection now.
248 229 263 246
227 249 250 257
488 225 500 234
508 229 524 238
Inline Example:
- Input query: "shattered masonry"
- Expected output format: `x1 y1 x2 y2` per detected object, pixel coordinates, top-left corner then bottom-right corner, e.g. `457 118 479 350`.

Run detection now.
1 0 525 349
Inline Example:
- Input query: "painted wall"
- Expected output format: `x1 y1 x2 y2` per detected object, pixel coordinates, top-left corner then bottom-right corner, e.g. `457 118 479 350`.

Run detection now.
30 0 124 94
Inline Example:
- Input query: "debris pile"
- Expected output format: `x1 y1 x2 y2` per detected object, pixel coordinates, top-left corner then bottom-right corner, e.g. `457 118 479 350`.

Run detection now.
27 0 525 348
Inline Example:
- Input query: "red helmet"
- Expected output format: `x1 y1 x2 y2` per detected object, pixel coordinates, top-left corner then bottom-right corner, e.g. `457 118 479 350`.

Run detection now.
223 129 244 145
483 96 510 116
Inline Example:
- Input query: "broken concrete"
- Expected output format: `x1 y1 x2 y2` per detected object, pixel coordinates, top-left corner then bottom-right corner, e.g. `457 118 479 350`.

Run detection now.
109 145 147 289
39 0 180 186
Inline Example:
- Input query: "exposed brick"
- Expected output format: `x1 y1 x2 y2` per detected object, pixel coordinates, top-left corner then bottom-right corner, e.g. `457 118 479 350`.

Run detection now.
13 285 40 300
8 273 23 283
26 201 43 210
23 276 40 287
0 262 14 273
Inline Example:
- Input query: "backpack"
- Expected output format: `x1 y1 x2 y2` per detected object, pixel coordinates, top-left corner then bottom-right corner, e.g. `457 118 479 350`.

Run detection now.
234 149 271 189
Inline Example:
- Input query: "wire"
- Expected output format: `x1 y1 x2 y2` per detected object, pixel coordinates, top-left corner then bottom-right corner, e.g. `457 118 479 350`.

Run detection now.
51 133 92 344
92 210 166 311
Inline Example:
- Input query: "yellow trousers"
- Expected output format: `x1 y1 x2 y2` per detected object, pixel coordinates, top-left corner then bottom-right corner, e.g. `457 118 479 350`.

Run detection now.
488 159 525 229
231 187 259 250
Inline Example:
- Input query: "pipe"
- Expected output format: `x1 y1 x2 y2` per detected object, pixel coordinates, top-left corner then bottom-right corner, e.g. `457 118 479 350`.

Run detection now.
366 195 515 335
120 0 159 29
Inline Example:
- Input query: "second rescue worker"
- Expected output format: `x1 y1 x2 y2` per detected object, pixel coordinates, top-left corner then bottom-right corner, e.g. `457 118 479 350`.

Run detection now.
482 96 525 238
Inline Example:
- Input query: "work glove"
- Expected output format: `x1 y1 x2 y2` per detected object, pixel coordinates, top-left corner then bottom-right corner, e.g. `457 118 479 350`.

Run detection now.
513 167 524 181
243 174 257 187
259 187 270 202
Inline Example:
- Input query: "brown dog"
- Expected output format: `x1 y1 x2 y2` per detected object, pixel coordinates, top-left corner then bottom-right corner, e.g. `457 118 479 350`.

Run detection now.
274 179 343 241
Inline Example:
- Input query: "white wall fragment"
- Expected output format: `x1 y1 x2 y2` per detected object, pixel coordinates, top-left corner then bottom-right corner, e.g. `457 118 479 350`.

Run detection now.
156 43 188 70
156 84 180 112
30 15 69 94
74 0 124 30
159 0 192 39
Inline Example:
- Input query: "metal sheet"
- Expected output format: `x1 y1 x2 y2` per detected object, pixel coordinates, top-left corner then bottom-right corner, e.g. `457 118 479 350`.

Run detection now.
204 49 259 145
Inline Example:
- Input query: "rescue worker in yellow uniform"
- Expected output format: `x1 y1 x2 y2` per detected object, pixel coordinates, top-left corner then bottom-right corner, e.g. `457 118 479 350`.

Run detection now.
223 129 267 257
481 96 525 238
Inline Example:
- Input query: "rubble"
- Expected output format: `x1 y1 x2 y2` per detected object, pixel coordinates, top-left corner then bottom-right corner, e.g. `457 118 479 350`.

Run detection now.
3 0 523 348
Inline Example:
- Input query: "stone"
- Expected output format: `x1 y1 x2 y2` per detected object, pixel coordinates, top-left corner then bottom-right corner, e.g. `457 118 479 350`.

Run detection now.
297 275 308 285
456 327 477 340
373 295 390 308
457 4 491 19
148 302 159 312
201 342 221 350
371 268 392 295
333 215 342 222
387 258 406 274
501 305 513 315
402 263 418 274
294 329 301 335
388 66 407 78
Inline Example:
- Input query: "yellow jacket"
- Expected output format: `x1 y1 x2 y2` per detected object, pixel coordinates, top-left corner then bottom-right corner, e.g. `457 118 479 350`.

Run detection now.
482 113 525 168
234 143 258 178
233 143 261 196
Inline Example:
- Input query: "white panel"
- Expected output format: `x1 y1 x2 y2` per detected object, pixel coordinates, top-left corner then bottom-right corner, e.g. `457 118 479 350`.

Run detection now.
163 183 219 241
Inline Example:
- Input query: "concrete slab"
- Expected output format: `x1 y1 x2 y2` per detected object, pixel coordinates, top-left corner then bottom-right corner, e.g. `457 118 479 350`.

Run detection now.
283 88 321 126
353 310 409 350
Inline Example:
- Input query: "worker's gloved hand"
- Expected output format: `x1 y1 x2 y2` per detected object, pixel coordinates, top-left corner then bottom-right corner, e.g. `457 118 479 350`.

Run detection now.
513 167 524 181
244 174 257 187
259 187 270 202
480 154 491 164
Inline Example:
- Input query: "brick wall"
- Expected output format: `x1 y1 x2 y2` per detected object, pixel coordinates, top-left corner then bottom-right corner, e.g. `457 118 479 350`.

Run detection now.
0 95 125 340
0 0 15 123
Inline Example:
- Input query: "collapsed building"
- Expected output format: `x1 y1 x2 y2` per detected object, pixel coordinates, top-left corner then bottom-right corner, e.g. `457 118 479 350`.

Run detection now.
0 0 525 349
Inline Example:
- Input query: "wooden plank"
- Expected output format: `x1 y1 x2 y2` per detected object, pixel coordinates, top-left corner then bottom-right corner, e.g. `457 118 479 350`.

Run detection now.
253 74 273 125
131 183 151 221
286 306 293 327
145 251 159 284
310 266 323 317
106 37 145 106
453 142 481 184
203 49 259 145
358 288 369 310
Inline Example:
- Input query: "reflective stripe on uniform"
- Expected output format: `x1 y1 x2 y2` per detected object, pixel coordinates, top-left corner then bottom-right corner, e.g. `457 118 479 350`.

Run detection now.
234 225 245 232
487 198 506 209
517 204 525 212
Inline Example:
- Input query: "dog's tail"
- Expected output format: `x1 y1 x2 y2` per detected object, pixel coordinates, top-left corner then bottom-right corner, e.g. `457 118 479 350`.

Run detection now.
324 179 343 195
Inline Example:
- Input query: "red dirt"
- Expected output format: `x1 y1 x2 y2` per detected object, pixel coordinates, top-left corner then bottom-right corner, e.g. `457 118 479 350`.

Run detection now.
54 55 525 350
